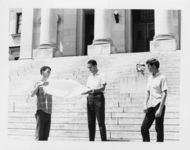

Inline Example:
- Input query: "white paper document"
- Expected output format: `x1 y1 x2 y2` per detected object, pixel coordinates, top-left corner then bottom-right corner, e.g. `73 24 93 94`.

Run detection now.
43 79 89 98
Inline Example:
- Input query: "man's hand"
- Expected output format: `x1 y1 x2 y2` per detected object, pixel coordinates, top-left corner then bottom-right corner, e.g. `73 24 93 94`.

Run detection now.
143 105 148 113
155 108 162 117
81 89 93 95
31 81 45 97
81 92 87 95
35 81 44 88
36 81 49 88
43 81 49 86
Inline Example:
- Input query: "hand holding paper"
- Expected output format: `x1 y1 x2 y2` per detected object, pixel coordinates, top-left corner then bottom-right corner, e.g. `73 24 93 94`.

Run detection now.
43 79 89 98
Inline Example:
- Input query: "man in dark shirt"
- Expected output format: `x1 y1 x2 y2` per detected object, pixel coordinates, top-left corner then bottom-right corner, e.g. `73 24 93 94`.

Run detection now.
31 66 52 141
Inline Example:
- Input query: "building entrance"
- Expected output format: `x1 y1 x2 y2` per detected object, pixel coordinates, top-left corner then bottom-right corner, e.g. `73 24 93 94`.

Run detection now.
84 9 94 55
132 10 154 52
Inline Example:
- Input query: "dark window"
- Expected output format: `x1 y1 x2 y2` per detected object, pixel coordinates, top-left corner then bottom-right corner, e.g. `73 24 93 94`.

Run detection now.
132 10 154 23
9 46 20 60
16 13 22 34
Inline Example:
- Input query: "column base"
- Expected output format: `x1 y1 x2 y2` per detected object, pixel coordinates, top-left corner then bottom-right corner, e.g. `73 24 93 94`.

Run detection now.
33 48 55 59
54 50 64 57
9 54 15 61
87 43 111 56
92 38 112 45
87 38 117 56
150 35 177 52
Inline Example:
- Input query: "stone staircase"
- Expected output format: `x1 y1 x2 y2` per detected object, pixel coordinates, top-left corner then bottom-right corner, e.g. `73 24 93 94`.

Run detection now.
8 51 180 141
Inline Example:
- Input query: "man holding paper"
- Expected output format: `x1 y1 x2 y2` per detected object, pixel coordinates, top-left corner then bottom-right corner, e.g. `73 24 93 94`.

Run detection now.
31 66 52 141
82 60 107 141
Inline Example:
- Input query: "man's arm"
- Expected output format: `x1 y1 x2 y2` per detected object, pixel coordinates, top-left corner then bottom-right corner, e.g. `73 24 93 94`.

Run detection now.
144 90 150 113
81 83 106 95
92 83 106 93
155 90 167 117
31 81 43 97
81 89 92 95
91 72 107 94
81 76 91 95
155 76 167 117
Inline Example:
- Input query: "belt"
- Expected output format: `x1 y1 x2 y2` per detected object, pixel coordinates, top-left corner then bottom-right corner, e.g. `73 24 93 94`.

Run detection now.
89 92 103 96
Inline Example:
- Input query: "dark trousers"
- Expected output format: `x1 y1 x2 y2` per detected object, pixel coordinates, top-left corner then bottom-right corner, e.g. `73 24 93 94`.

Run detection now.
141 103 166 142
87 93 107 141
35 110 51 141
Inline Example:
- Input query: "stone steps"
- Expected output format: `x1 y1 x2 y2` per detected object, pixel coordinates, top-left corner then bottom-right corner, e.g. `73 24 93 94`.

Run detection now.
8 123 179 132
8 98 179 107
8 52 180 141
8 128 179 141
8 116 179 125
8 135 179 141
8 111 179 119
8 106 179 113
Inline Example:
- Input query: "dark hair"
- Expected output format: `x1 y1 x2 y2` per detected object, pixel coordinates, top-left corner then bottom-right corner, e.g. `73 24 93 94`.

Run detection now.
146 58 160 69
40 66 51 75
87 59 97 66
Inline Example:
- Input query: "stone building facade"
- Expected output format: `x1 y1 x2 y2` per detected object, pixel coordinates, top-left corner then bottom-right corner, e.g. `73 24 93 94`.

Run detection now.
9 8 181 60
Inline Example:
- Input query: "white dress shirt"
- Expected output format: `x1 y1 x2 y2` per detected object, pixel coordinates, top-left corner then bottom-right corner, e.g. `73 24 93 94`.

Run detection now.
86 71 106 92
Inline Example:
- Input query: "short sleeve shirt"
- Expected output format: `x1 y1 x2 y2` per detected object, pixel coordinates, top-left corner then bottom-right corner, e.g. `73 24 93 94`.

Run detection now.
35 81 52 114
86 72 106 92
146 72 168 107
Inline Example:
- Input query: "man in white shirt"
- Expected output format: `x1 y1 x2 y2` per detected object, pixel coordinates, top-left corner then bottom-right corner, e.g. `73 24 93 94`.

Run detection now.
141 58 167 142
82 59 107 141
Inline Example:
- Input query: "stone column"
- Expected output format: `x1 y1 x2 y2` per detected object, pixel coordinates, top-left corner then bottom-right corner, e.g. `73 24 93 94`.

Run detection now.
150 10 177 51
125 10 132 53
33 9 59 58
88 9 115 55
94 9 111 41
9 11 17 34
19 8 34 59
9 11 17 60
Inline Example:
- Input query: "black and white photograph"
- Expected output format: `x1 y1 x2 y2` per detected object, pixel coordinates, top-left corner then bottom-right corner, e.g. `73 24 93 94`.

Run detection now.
8 8 180 141
0 0 190 149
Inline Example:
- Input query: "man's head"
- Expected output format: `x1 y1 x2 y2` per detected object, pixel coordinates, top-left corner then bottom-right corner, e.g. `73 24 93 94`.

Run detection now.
40 66 51 78
87 59 98 74
146 58 160 73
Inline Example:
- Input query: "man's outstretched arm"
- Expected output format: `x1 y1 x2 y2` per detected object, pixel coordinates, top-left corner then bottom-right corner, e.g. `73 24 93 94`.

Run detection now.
155 90 167 117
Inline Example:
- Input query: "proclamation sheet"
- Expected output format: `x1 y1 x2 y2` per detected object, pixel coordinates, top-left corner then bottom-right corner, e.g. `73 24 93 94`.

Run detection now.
43 79 89 98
